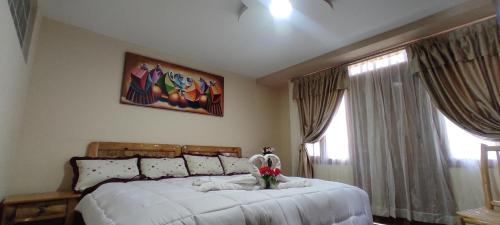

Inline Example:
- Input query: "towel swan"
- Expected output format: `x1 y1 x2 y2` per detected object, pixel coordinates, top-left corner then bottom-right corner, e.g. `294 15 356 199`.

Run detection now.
248 154 289 188
193 152 310 192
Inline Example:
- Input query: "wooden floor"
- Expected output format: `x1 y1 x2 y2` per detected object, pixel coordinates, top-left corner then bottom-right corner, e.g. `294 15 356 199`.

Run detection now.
374 216 444 225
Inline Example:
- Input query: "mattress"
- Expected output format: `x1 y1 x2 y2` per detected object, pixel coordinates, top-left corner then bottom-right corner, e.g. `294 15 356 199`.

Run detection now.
76 175 372 225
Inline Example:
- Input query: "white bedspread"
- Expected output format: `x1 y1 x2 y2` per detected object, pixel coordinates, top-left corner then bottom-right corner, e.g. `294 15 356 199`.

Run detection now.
76 175 372 225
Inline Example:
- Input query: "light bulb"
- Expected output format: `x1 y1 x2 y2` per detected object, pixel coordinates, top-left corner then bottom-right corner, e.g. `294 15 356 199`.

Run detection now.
269 0 292 19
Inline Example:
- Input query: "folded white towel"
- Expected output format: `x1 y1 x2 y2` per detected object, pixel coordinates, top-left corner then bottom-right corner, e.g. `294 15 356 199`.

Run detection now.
197 182 243 192
192 174 258 186
225 174 259 185
277 179 311 189
197 178 311 192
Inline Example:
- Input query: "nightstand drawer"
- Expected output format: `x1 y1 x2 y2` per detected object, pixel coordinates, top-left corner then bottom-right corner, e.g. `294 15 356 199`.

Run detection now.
2 191 80 225
14 202 67 223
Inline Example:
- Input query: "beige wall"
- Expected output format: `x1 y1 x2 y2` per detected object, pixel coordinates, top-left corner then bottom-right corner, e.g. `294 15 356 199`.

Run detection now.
0 2 40 199
275 85 292 175
287 81 300 176
7 18 283 195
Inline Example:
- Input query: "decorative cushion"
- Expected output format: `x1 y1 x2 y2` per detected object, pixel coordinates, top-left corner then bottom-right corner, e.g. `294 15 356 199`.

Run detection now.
140 157 189 179
183 154 224 176
218 155 250 175
70 157 140 192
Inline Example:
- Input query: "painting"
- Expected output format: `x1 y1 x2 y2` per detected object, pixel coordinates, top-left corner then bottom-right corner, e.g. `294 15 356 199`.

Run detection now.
121 52 224 116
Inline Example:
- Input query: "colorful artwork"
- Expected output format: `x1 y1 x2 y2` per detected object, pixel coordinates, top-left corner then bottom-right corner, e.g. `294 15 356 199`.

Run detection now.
121 52 224 116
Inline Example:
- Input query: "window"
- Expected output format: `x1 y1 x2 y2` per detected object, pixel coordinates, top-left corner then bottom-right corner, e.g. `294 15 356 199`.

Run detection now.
7 0 36 60
306 141 320 157
443 116 498 160
307 48 496 163
306 95 349 161
348 50 407 76
323 96 349 160
306 50 408 163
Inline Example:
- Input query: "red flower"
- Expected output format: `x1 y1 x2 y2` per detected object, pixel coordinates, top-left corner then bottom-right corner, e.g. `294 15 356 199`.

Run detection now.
259 166 281 176
259 166 270 175
273 168 281 176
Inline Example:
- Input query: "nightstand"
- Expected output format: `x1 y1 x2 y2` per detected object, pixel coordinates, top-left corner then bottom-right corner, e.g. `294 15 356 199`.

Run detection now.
1 192 80 225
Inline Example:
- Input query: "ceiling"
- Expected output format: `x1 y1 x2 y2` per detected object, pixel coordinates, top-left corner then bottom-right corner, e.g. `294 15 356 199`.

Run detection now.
39 0 469 78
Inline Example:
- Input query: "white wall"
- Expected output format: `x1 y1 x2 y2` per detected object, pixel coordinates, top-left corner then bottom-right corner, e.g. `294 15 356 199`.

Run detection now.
7 18 283 195
0 1 40 200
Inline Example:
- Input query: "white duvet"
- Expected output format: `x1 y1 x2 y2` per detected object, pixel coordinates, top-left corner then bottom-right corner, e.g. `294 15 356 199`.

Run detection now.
76 175 372 225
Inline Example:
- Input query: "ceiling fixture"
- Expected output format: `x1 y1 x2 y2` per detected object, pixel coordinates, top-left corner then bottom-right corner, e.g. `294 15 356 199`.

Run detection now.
324 0 334 9
238 0 334 22
238 2 248 21
269 0 293 19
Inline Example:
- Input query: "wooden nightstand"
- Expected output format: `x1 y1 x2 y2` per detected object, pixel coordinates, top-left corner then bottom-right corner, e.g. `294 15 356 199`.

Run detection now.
1 192 80 225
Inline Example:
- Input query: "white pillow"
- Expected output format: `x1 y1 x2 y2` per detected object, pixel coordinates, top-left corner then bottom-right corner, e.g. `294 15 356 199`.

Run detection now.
71 157 140 192
183 155 224 175
140 157 189 179
218 155 250 175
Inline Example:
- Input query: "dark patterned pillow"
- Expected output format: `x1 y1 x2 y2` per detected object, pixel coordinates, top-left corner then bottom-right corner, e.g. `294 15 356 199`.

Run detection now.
183 154 224 176
140 157 189 179
218 155 250 175
70 157 140 192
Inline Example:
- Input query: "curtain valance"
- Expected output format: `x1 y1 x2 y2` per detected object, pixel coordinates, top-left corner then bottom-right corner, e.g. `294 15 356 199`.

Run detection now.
407 18 500 140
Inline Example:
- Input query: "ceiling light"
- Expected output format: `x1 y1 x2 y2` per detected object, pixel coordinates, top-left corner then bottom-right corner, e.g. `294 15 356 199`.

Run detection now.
269 0 292 19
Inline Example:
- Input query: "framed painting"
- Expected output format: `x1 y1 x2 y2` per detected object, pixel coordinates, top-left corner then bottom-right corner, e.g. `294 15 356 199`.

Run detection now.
120 52 224 117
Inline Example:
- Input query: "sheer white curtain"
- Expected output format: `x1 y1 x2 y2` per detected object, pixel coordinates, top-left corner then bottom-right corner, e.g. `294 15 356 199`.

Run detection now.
347 50 456 224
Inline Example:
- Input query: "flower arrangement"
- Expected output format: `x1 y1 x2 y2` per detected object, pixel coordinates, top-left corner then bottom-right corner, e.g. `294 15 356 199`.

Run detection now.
259 166 281 189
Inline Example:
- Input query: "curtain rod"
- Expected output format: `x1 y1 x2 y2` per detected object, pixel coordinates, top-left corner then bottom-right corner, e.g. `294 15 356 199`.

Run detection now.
299 14 496 78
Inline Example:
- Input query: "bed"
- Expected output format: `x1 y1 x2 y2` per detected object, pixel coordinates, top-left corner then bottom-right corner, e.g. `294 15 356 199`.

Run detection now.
74 142 373 225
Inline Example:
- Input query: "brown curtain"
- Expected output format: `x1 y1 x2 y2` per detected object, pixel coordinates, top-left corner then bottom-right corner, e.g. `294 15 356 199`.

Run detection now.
407 18 500 140
292 66 349 178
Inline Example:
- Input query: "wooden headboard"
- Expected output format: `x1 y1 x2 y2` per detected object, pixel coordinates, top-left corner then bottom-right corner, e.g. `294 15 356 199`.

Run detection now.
87 142 182 158
87 142 241 158
182 145 241 157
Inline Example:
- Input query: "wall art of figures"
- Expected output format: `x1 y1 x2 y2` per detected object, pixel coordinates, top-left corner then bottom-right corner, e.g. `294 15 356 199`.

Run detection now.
120 52 224 116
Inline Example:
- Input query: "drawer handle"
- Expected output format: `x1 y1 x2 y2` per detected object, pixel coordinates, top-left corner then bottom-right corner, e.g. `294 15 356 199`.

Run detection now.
37 206 47 215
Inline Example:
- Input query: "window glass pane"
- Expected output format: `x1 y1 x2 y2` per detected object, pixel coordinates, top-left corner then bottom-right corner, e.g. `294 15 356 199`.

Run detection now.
348 49 407 76
306 142 320 157
324 96 349 160
444 116 497 159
